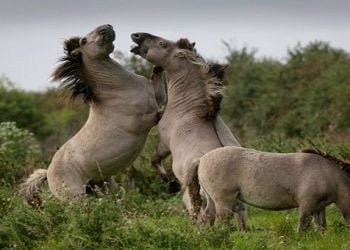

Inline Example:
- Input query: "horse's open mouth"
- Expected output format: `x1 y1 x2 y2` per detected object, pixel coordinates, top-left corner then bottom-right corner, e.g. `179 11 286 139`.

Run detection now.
130 44 148 56
130 33 148 56
130 44 140 55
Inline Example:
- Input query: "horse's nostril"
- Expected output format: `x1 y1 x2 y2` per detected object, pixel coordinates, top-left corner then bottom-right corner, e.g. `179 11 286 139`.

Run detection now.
132 33 142 42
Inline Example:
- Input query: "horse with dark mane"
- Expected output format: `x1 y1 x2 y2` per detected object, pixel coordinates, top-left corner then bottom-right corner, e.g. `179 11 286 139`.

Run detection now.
130 33 245 223
20 25 164 205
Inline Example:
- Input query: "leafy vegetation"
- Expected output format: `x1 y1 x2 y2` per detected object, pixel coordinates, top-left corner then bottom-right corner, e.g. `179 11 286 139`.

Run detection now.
0 122 42 185
222 41 350 141
1 41 350 249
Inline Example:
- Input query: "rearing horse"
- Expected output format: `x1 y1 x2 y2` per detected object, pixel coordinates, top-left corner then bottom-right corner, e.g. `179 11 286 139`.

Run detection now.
131 33 244 221
20 25 164 205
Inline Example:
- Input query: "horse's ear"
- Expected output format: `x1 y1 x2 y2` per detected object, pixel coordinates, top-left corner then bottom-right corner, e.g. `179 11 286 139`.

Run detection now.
208 63 229 81
221 64 229 71
190 42 196 50
64 37 81 55
176 38 192 50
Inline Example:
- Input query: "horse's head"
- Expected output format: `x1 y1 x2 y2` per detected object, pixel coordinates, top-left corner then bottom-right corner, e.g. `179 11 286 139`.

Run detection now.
52 24 115 103
130 32 196 70
69 24 115 59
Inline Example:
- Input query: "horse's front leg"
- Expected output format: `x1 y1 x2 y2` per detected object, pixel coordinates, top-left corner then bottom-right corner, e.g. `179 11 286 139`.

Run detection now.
151 140 180 193
151 140 171 183
150 65 167 108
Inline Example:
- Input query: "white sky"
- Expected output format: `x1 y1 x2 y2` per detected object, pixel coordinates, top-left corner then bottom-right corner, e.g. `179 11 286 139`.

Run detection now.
0 0 349 91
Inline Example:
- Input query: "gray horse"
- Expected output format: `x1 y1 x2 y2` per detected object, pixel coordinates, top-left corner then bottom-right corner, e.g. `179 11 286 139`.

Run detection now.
188 146 350 231
130 33 244 220
20 25 164 206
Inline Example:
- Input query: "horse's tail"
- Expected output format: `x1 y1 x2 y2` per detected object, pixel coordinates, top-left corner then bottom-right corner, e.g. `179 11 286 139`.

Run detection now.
302 148 350 176
186 158 202 220
19 169 48 208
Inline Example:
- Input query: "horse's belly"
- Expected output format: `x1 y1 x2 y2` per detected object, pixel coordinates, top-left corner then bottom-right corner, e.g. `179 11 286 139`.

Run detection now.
239 187 298 210
100 146 142 176
78 136 147 179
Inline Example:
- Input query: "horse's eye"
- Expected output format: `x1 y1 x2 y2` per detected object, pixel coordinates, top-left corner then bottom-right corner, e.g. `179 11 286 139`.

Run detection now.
159 41 167 48
81 38 87 45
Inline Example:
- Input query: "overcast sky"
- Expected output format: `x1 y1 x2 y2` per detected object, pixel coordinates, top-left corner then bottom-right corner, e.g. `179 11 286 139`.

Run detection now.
1 0 349 91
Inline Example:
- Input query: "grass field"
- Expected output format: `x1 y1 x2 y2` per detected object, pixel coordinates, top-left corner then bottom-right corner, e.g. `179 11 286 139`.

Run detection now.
1 135 350 249
1 186 350 249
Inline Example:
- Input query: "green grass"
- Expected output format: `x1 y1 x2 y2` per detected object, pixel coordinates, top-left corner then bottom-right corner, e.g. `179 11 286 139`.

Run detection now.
1 185 349 250
1 125 350 249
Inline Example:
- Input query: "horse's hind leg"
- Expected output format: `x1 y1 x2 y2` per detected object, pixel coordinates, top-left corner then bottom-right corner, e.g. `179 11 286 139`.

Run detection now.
215 200 235 229
298 200 319 232
201 191 216 225
232 200 247 231
47 165 87 202
313 208 327 231
298 213 313 232
335 194 350 225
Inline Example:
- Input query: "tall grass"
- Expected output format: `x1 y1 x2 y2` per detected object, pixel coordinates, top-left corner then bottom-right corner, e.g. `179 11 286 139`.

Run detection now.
1 134 350 249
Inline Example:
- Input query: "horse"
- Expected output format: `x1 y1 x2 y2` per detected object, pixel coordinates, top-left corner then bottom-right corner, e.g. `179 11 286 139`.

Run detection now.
20 24 164 206
188 146 350 232
130 32 245 221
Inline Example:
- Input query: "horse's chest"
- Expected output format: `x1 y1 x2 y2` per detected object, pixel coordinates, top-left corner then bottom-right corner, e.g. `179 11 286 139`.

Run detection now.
130 90 158 113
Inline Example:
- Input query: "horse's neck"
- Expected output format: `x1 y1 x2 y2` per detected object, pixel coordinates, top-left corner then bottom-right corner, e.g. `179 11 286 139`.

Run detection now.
85 58 141 93
165 70 207 117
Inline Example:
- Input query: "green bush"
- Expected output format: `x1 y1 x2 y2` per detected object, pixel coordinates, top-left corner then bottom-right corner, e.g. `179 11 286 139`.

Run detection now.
222 41 350 142
0 122 42 185
0 78 47 138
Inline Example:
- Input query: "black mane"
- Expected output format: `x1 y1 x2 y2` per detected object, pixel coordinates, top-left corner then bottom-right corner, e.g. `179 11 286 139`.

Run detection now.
206 63 227 120
51 37 97 103
176 38 196 51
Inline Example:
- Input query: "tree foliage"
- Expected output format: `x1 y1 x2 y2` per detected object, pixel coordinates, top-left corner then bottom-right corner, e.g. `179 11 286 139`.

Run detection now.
222 41 350 141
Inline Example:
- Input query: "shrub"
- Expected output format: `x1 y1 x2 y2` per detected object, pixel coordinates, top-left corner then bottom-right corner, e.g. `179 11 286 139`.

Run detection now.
0 122 42 185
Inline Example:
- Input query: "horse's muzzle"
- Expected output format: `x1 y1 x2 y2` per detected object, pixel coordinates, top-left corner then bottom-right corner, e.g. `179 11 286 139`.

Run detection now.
98 24 115 43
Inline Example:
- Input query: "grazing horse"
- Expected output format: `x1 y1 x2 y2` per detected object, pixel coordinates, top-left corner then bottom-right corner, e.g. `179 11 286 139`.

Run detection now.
130 33 244 221
20 25 164 206
188 146 350 231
